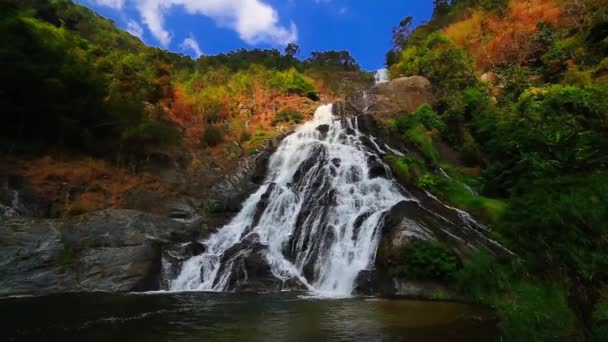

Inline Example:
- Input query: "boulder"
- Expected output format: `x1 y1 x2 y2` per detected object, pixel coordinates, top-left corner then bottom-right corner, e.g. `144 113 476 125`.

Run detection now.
354 199 512 296
0 209 202 296
213 234 306 292
333 76 434 118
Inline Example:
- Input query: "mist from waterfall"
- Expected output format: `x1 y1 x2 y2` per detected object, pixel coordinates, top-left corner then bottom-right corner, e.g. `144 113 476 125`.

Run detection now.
170 104 406 296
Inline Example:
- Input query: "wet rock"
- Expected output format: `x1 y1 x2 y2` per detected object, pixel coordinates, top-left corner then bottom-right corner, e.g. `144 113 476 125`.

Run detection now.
214 234 305 292
0 209 202 296
245 183 278 236
0 175 54 218
367 156 390 179
316 124 330 139
354 199 512 296
333 76 434 118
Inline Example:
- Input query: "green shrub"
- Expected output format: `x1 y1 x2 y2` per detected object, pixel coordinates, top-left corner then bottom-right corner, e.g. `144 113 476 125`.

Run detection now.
200 126 223 147
122 120 180 147
433 176 506 223
269 68 319 100
384 155 425 186
459 141 483 166
592 296 608 341
418 174 437 191
563 66 593 86
273 109 303 125
455 253 577 341
395 104 445 132
391 239 460 281
497 173 608 279
406 124 439 164
240 131 252 142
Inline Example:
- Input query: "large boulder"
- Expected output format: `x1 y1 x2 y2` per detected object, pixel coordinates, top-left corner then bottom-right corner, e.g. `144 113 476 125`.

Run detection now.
212 234 306 292
354 199 512 296
333 76 434 118
0 209 202 296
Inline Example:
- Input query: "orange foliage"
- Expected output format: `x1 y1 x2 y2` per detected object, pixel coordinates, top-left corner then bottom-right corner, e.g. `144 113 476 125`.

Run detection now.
443 0 563 70
168 85 204 148
2 156 162 216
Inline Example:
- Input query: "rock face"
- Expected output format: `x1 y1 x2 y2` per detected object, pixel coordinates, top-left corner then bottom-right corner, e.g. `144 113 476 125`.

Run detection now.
333 76 434 118
353 199 512 297
0 209 202 296
212 234 306 292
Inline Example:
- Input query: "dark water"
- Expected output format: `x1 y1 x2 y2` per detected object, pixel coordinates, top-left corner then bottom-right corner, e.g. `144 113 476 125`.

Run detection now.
0 292 496 342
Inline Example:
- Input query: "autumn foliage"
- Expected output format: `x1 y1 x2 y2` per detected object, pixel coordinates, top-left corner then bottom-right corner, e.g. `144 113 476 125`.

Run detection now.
443 0 562 70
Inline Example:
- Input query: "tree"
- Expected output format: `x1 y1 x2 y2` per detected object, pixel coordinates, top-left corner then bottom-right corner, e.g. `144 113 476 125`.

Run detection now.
392 16 413 49
306 50 359 71
284 43 300 57
433 0 450 18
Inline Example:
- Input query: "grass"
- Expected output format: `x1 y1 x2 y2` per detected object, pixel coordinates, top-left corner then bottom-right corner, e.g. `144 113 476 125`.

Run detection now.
406 124 439 164
384 155 425 186
433 176 506 223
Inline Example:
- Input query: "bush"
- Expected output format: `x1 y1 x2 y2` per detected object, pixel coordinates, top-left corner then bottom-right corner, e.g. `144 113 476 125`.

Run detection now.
384 155 425 187
390 239 460 281
592 296 608 341
269 68 320 100
498 173 608 279
122 120 180 147
432 175 506 223
455 253 577 341
239 131 251 142
563 66 593 86
395 104 445 132
273 109 303 125
418 174 436 191
406 124 439 164
200 126 223 147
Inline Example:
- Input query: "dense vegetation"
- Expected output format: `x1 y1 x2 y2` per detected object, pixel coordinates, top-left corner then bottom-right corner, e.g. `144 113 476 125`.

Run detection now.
0 0 369 160
385 0 608 340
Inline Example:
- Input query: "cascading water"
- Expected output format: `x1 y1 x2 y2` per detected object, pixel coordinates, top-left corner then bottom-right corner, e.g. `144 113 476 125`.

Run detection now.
170 104 407 295
374 68 389 84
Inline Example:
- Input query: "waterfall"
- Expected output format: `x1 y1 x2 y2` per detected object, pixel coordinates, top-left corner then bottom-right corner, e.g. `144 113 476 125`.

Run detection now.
374 68 389 84
170 104 407 295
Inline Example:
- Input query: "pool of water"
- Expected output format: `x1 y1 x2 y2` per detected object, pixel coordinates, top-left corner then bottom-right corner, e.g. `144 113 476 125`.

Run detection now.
0 292 497 341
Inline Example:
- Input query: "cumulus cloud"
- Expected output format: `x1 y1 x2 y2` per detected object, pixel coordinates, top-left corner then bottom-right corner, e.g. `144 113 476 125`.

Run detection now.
180 33 203 57
94 0 298 47
126 19 144 39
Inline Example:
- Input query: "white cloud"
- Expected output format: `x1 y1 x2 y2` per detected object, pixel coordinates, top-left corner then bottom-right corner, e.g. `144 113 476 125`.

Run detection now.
180 33 203 57
94 0 297 47
126 19 144 39
92 0 125 9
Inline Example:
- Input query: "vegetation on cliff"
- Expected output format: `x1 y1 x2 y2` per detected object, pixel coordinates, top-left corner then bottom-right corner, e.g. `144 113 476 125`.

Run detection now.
0 0 370 217
385 0 608 340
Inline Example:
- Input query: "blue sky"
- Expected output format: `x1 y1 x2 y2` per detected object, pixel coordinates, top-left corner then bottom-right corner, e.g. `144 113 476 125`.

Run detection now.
77 1 434 71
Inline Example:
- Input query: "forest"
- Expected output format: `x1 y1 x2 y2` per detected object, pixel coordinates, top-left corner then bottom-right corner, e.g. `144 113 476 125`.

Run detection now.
383 0 608 340
0 0 368 160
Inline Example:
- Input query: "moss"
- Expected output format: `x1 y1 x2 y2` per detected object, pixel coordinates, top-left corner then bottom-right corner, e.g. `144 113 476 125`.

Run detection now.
384 155 425 186
433 175 506 223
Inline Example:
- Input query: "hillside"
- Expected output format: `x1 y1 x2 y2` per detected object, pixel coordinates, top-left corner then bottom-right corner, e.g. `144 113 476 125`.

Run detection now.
0 0 371 217
378 0 608 340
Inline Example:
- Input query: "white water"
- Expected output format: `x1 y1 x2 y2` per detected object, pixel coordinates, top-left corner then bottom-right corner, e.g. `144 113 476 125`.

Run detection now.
171 104 406 295
374 68 389 84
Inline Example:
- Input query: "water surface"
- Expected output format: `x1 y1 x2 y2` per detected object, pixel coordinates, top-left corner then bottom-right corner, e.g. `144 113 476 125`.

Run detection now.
1 292 496 341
